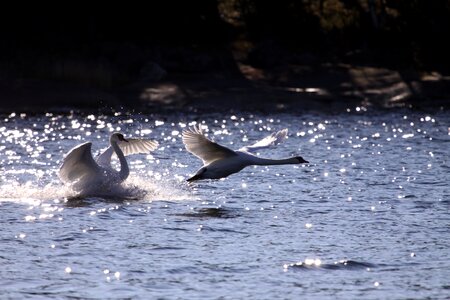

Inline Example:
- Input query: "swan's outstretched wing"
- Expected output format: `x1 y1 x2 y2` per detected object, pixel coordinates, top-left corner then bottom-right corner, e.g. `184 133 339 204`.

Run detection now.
182 125 237 165
96 147 114 167
239 129 288 153
59 142 101 183
96 139 159 167
117 139 159 157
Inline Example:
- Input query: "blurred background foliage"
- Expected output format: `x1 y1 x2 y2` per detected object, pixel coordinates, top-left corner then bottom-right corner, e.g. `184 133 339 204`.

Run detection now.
0 0 448 88
220 0 450 68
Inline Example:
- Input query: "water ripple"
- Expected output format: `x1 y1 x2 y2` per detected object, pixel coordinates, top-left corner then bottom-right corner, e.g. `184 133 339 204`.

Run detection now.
1 109 449 299
284 259 377 271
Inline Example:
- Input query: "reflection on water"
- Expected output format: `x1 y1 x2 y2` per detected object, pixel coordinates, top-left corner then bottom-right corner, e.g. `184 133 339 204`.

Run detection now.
0 108 449 299
173 207 242 219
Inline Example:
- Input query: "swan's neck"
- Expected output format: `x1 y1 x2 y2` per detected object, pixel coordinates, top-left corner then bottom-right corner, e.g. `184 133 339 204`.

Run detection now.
252 156 299 166
111 141 129 181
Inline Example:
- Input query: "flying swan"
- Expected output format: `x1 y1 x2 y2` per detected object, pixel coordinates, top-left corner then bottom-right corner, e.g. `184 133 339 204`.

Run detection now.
59 132 158 193
182 125 308 181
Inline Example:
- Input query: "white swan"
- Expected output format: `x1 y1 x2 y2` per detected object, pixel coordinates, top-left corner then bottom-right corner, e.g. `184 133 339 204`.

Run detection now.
182 125 308 181
59 132 158 193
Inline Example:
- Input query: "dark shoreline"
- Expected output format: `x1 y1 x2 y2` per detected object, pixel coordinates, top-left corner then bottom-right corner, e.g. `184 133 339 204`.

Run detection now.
1 63 448 114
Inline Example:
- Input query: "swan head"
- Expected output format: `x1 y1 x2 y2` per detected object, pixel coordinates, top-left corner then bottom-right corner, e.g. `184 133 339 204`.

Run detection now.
110 133 129 143
295 156 309 164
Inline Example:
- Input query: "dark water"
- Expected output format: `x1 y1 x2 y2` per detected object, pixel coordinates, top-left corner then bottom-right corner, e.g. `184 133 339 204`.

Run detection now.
1 107 449 299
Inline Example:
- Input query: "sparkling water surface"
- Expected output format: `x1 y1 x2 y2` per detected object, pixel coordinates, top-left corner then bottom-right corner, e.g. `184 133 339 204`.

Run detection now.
1 108 449 299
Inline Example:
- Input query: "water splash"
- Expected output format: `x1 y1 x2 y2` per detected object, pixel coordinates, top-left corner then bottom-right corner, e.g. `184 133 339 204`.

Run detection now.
0 181 69 202
0 175 197 203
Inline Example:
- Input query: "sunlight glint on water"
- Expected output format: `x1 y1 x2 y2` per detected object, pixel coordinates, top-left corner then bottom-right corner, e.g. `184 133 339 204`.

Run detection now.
0 109 449 299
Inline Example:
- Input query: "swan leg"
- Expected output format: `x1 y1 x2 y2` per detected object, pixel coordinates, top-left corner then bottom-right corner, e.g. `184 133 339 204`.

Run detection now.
187 174 202 182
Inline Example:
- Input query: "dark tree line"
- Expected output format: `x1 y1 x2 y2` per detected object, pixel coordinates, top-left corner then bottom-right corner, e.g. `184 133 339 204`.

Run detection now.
0 0 448 87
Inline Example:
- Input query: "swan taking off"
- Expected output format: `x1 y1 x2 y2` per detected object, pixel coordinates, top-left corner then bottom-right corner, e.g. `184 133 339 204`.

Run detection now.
59 132 158 194
182 125 308 181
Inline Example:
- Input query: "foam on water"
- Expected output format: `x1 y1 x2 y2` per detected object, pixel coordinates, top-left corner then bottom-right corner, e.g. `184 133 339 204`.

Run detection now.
0 182 69 202
119 176 197 201
0 175 197 204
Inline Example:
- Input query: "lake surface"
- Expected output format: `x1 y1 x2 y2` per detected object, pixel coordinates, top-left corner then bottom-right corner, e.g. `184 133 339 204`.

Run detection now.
1 107 449 299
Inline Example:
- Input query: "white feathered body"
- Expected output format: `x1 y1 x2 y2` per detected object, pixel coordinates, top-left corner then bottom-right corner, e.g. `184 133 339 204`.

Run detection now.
58 133 158 194
199 153 248 179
